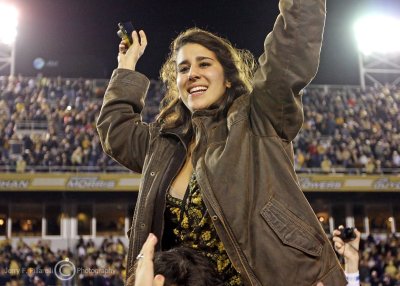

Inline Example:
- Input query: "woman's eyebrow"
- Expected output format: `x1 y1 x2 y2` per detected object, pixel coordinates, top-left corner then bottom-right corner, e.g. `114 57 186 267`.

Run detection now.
177 56 214 66
196 56 214 61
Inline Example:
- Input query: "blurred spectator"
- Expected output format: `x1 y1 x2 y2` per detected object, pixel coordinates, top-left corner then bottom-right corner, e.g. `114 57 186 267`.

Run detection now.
366 158 376 174
0 266 11 286
71 147 83 166
321 155 332 173
16 156 26 173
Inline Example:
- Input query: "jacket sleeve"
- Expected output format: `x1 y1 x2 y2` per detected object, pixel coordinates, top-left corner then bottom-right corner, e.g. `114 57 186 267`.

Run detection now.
250 0 326 141
96 68 151 173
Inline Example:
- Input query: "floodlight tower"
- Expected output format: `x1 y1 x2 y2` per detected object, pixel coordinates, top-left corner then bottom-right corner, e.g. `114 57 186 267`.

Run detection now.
0 3 18 76
354 15 400 89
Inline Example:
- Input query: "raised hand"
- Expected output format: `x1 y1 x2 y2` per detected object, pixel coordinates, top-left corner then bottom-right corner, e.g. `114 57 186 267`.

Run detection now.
126 233 165 286
333 228 361 274
118 30 148 71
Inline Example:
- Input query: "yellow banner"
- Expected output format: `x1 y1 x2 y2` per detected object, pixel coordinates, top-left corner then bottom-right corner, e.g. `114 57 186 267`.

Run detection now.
0 173 400 192
299 174 400 192
0 173 141 191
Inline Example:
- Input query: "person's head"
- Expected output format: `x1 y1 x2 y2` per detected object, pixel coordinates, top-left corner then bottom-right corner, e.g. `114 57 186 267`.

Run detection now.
33 275 45 286
158 28 256 128
154 247 223 286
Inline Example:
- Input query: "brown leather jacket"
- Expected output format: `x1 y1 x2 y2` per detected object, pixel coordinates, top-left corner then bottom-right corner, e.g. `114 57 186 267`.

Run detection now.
97 0 347 285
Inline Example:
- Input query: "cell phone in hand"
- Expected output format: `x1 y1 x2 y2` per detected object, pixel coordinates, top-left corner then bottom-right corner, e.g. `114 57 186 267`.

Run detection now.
117 21 134 47
339 227 356 242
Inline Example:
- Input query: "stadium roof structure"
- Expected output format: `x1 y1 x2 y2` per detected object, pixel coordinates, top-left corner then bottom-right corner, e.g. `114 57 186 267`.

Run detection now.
0 3 18 76
358 53 400 89
354 14 400 89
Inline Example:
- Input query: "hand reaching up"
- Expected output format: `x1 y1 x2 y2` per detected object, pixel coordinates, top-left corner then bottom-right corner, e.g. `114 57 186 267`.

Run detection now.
118 30 148 71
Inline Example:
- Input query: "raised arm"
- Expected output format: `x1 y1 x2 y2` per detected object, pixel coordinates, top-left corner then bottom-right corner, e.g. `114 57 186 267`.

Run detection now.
96 31 151 173
250 0 326 141
333 228 361 286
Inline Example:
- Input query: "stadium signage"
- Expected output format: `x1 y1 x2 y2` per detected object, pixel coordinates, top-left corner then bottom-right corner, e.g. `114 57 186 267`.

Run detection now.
67 177 116 189
1 173 400 192
0 174 140 191
373 178 400 190
0 180 29 189
299 177 342 190
299 175 400 192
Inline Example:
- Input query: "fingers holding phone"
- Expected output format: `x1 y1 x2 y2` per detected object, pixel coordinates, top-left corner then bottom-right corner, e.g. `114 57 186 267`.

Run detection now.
118 22 134 47
117 21 148 71
118 30 147 70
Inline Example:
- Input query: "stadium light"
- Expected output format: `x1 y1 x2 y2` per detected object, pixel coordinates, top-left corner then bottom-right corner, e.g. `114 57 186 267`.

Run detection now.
0 3 18 76
0 3 18 45
354 14 400 89
354 15 400 55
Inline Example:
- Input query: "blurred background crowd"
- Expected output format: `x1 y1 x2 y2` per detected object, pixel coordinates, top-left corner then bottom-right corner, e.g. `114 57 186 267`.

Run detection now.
0 75 163 173
2 234 400 285
0 237 126 286
0 75 399 174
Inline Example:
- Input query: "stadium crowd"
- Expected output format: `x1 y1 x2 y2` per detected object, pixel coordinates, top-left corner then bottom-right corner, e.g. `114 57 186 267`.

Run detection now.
0 75 399 174
1 234 400 285
0 236 126 286
295 86 400 174
0 75 162 173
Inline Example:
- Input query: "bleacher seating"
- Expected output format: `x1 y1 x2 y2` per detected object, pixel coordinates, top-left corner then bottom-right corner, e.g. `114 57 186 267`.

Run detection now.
1 233 400 285
1 75 399 174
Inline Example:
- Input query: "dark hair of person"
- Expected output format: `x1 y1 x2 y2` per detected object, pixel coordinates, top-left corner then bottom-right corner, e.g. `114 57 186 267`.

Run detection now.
154 247 224 286
157 28 256 129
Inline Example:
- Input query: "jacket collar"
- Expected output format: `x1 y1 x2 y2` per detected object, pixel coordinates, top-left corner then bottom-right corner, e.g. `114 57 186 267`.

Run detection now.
159 119 193 149
159 102 227 146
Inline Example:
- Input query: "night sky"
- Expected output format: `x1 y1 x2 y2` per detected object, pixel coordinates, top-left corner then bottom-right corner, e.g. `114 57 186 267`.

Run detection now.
8 0 400 85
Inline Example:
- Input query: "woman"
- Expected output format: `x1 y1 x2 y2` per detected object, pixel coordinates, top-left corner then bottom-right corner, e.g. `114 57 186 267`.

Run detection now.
97 0 347 284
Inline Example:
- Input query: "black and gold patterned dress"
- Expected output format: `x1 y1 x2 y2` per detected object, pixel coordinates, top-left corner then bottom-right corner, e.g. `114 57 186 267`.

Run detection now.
164 172 243 285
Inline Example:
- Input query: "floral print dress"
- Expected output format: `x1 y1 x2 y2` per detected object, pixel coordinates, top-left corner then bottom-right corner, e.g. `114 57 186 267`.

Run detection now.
165 172 243 285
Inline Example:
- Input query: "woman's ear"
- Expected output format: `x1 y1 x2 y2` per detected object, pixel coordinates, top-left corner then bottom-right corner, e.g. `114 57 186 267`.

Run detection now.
225 81 231 88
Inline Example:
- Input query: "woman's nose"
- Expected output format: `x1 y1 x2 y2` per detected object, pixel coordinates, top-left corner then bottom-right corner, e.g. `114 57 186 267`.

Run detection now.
188 67 200 81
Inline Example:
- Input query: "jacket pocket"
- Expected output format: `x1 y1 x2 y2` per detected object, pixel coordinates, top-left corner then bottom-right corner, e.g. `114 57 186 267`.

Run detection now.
261 197 324 257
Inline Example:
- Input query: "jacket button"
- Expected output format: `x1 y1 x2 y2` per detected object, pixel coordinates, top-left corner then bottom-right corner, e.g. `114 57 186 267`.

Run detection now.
211 215 218 221
150 171 155 176
140 223 145 229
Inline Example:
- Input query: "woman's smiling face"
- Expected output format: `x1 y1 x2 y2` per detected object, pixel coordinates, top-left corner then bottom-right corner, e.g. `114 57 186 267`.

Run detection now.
176 43 231 112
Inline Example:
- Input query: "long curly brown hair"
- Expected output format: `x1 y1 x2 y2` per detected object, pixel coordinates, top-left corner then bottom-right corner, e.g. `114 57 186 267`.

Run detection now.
157 28 256 129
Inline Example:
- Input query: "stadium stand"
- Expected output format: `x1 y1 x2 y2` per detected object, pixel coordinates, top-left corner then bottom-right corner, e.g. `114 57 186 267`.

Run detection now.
0 75 164 173
0 236 125 286
295 85 400 174
1 75 399 174
1 234 400 285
